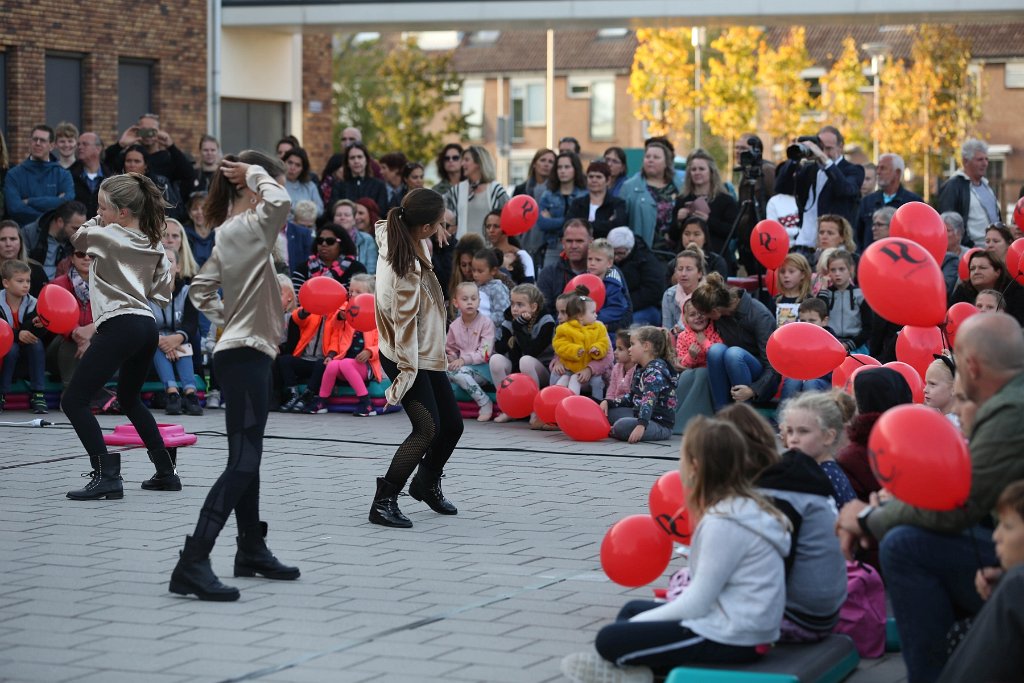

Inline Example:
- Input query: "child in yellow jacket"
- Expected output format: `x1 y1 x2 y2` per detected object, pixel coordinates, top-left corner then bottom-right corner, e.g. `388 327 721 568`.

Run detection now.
551 286 609 395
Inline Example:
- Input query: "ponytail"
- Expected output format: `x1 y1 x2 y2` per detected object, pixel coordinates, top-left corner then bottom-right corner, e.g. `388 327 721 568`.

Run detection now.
99 172 169 247
385 188 444 277
633 324 677 367
204 150 285 228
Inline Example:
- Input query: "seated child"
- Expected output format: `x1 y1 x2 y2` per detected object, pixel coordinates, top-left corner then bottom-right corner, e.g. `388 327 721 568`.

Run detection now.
774 253 812 327
975 288 1005 313
780 298 836 400
551 291 612 400
0 260 48 413
150 249 202 416
587 238 632 333
315 273 381 417
551 287 609 395
561 417 791 681
601 325 677 442
605 328 636 402
675 299 722 370
490 284 555 425
445 282 496 421
816 250 872 353
924 354 959 429
472 248 511 329
779 391 858 508
277 303 332 414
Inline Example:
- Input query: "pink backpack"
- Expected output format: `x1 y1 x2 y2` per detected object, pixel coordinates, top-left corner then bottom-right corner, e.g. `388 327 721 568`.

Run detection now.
834 560 887 657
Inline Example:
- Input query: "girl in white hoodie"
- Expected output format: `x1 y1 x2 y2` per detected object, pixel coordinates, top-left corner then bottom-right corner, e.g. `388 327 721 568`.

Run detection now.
562 416 791 683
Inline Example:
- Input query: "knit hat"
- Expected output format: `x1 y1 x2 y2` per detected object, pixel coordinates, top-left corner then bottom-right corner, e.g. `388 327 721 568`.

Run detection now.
853 367 913 415
607 227 635 252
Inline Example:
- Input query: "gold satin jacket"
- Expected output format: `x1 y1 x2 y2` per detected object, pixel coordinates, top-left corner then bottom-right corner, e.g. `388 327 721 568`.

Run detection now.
189 165 291 359
373 220 448 404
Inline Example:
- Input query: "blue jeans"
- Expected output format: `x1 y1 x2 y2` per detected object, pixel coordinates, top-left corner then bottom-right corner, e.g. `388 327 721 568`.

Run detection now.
880 524 996 683
780 377 831 400
631 306 661 326
1 339 46 392
706 343 762 411
152 349 196 391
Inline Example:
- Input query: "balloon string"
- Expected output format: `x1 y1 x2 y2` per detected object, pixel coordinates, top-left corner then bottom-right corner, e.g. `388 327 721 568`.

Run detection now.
938 323 951 352
849 354 868 366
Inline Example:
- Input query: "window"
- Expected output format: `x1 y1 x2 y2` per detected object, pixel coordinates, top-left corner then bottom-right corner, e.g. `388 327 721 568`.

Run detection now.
597 28 629 39
221 99 288 155
1006 63 1024 88
511 81 545 140
45 54 82 129
461 80 484 141
801 67 825 105
0 52 6 136
567 77 591 99
590 80 615 140
468 30 500 45
118 60 153 132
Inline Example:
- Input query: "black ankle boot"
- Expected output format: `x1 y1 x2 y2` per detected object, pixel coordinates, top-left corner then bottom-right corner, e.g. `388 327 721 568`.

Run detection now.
234 522 300 580
169 535 240 601
409 463 458 515
67 452 123 500
141 448 182 491
369 477 412 528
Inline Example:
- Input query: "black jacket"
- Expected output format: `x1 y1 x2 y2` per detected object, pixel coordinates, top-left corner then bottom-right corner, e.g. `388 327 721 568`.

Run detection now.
69 160 112 217
566 193 628 240
857 185 922 251
776 157 864 235
330 177 388 213
616 241 666 312
669 192 739 255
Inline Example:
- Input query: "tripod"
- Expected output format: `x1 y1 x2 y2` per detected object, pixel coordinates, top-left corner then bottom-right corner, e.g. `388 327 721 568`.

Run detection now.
719 174 770 304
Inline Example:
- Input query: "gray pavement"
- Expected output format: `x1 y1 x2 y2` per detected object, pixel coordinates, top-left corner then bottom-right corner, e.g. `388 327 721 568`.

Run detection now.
0 407 906 682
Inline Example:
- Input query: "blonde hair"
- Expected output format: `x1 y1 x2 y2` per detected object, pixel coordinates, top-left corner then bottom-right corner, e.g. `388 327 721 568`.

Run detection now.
100 173 169 246
682 149 726 200
454 280 479 297
292 200 318 224
588 238 614 260
817 214 857 253
778 391 844 441
776 253 812 301
276 273 297 313
632 325 676 367
816 247 837 279
164 219 198 279
510 283 546 326
54 121 80 140
349 273 376 294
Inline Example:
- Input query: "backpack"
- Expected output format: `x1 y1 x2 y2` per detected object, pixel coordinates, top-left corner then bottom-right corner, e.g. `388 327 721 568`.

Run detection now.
834 560 887 658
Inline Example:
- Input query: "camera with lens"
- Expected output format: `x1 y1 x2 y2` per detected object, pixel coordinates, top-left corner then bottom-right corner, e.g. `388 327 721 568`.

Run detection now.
787 135 822 162
736 137 763 182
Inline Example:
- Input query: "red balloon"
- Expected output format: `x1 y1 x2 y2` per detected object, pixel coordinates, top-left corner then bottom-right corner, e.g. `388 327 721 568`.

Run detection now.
895 326 943 382
832 354 881 393
555 395 610 442
750 219 790 270
1014 197 1024 235
600 514 674 587
564 274 606 311
533 385 574 426
1006 238 1024 286
501 195 540 236
36 284 79 334
889 202 947 265
944 302 980 350
767 322 847 381
648 470 692 544
859 237 947 327
958 247 982 283
868 404 971 511
298 277 347 316
883 361 925 404
764 269 779 297
496 373 538 419
0 319 12 359
346 293 377 332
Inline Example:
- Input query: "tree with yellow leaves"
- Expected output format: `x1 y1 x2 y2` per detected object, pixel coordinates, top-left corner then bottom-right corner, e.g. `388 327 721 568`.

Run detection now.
628 28 695 151
702 27 763 151
758 27 814 146
820 37 869 151
875 25 981 199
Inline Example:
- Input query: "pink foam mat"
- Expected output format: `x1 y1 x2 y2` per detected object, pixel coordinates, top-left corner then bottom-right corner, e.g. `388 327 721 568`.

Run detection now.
103 423 198 447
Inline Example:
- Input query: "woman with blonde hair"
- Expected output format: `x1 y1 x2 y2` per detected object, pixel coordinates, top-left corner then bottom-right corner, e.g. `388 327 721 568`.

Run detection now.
448 145 509 240
671 149 739 262
162 218 198 280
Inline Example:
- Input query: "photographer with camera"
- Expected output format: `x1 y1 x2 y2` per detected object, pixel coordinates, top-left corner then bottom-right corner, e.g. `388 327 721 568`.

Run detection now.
733 134 776 274
104 114 195 211
775 126 864 257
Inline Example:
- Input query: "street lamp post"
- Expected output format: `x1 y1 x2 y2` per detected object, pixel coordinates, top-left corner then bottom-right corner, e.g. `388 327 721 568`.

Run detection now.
692 27 706 150
862 42 891 164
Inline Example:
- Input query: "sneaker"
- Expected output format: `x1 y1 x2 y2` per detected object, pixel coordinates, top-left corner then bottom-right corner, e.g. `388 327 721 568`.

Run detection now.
205 389 221 409
281 389 303 413
183 392 204 416
353 402 378 417
165 392 183 416
30 392 48 414
560 651 653 683
305 395 328 414
290 391 313 414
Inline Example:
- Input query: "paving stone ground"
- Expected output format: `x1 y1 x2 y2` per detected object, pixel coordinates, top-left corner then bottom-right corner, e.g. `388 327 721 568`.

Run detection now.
0 407 906 682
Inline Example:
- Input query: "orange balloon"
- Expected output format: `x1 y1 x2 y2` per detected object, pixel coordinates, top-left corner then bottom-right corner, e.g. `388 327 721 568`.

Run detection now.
767 322 847 381
889 202 946 265
600 515 674 587
859 237 946 327
868 404 971 511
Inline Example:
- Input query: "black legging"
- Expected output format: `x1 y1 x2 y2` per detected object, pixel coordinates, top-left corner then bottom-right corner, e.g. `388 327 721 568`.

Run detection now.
192 347 271 542
379 354 463 487
61 314 165 456
276 355 327 391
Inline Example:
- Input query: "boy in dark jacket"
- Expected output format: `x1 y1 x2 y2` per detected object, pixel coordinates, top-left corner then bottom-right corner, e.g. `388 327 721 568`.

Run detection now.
0 260 49 413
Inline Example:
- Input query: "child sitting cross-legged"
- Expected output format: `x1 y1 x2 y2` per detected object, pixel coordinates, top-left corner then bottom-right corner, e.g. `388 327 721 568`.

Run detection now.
551 286 609 395
601 325 677 443
315 273 382 417
446 281 496 421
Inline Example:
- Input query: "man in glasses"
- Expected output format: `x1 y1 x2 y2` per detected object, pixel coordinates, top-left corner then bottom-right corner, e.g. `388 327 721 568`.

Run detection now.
4 125 75 227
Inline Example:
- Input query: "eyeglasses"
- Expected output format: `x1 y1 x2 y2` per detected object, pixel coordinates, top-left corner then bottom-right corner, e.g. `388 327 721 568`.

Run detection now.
872 222 888 228
315 237 340 246
74 251 91 258
445 155 461 162
31 137 51 144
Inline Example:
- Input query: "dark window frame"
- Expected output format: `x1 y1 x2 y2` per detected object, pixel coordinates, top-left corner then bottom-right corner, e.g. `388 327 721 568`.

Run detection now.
45 52 84 130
